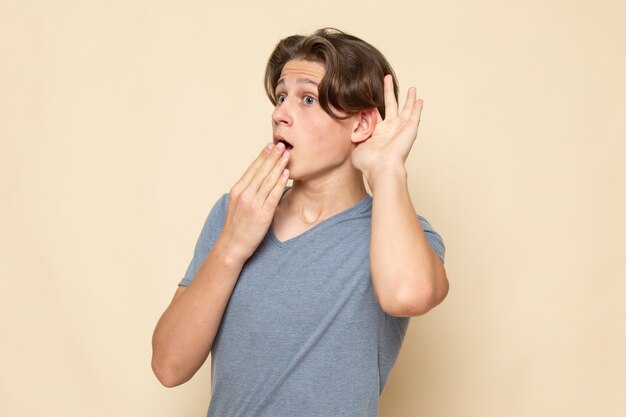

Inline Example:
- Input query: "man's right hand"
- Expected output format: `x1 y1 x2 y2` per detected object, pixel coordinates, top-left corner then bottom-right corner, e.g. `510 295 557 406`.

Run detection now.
218 142 290 263
152 142 290 387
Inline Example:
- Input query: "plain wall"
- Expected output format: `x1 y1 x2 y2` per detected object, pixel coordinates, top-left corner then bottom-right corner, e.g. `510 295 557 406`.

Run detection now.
1 1 624 416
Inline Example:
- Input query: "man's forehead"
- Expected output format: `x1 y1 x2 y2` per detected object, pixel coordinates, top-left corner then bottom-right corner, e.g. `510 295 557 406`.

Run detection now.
278 59 325 86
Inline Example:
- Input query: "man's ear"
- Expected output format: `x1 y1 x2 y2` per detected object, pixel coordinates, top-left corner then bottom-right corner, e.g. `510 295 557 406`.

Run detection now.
351 109 378 144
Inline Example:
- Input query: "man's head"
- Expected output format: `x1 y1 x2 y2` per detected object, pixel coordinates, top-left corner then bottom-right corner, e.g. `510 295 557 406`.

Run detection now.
265 28 398 120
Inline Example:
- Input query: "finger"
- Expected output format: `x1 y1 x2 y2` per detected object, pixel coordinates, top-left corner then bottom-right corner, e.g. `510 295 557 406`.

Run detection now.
399 87 417 120
410 98 424 125
247 142 287 194
235 143 275 189
375 108 383 124
383 74 398 119
263 168 290 212
256 149 290 202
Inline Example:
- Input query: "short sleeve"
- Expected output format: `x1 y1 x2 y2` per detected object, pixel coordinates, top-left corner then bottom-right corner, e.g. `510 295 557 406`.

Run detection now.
179 193 230 287
417 215 446 264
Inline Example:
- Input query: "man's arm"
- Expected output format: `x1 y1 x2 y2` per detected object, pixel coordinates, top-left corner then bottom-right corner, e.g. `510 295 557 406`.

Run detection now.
351 75 448 317
151 240 246 387
151 143 290 387
366 163 448 317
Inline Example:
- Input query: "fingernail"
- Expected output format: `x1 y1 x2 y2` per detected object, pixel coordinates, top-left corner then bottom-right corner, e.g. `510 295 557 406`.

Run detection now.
276 142 285 151
266 143 274 151
281 150 289 160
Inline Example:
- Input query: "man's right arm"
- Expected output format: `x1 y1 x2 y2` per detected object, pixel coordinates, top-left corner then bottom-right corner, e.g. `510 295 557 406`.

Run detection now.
151 142 290 387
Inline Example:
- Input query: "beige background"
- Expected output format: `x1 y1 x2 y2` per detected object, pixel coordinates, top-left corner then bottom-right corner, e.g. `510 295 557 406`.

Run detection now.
2 0 625 416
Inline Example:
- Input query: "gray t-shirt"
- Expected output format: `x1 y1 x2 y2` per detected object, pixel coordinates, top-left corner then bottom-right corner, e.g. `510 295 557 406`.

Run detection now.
180 192 445 417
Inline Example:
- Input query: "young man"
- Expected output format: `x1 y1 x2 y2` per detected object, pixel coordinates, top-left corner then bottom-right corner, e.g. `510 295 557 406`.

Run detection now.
152 28 448 416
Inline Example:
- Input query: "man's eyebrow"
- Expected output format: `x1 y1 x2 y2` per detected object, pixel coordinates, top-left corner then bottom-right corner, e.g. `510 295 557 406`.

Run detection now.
276 78 319 87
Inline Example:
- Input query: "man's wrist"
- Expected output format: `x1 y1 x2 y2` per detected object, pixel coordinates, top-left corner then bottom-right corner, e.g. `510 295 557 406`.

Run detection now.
364 161 407 193
212 235 249 269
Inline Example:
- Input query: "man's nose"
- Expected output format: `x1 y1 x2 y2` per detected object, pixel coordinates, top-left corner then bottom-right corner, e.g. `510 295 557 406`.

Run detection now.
271 99 293 126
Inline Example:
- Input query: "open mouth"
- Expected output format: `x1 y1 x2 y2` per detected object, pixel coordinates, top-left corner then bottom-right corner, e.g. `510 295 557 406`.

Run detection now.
275 137 294 150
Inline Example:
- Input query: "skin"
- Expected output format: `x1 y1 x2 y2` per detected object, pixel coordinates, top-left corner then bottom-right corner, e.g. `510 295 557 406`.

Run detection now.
151 59 448 387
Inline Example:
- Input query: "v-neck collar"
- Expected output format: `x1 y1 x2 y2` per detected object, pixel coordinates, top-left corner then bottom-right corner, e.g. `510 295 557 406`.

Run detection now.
268 190 371 248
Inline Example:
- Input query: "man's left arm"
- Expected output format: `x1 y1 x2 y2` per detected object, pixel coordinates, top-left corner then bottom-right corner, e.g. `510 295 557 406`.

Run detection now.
352 75 448 317
366 162 448 317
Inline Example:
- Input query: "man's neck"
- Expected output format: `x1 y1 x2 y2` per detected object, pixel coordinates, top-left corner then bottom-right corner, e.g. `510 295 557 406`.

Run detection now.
280 171 368 225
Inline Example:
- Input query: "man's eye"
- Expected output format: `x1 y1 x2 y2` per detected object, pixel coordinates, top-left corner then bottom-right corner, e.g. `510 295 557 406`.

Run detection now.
277 94 286 104
303 95 316 105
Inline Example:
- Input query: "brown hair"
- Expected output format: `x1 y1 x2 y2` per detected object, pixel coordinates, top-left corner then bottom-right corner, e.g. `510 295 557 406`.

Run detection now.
264 28 398 120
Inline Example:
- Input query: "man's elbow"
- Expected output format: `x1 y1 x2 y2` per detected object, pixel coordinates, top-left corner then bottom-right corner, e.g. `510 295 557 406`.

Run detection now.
151 356 191 388
382 274 449 317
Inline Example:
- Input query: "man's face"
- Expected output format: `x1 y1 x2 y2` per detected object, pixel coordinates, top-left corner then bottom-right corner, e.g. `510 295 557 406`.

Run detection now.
272 59 358 181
